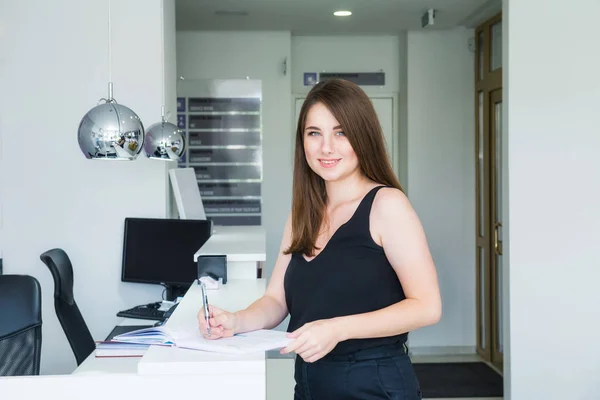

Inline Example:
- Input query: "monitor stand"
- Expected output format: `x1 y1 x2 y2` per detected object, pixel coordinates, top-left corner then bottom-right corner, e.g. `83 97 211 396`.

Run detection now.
164 284 190 302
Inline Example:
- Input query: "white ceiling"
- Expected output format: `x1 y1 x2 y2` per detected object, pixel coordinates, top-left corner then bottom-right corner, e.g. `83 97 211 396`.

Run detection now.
175 0 501 34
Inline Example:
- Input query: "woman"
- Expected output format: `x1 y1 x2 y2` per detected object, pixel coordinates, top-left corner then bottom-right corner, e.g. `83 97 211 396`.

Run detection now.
198 78 441 399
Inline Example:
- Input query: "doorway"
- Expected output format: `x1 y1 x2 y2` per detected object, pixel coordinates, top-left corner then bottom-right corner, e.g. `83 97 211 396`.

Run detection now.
474 13 503 371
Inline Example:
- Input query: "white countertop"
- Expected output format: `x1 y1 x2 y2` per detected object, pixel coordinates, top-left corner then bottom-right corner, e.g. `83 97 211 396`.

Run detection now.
73 279 267 376
194 225 266 262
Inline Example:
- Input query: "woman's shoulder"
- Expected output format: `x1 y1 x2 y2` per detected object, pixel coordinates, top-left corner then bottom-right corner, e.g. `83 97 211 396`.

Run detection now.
371 186 412 219
368 186 413 246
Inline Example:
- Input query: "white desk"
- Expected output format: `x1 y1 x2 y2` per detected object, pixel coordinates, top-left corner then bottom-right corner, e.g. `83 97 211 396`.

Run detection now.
63 227 266 399
2 227 275 399
2 372 265 399
195 225 266 279
75 221 268 376
74 279 266 376
1 280 269 399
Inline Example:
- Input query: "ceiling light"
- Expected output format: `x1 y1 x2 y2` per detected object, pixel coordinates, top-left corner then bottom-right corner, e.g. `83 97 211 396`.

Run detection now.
334 11 352 17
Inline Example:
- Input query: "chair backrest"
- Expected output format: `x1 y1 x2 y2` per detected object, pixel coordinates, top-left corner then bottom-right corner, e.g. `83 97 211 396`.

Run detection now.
0 275 42 376
40 248 95 366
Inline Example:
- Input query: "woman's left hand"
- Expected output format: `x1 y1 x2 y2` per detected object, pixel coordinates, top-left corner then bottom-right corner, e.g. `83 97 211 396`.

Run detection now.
280 319 343 363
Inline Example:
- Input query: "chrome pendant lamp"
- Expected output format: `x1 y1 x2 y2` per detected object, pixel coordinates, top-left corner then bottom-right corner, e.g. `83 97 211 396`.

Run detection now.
77 0 144 160
144 0 185 161
143 108 186 161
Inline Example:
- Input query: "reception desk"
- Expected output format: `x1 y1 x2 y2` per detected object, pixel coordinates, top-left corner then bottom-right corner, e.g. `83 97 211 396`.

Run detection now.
75 224 268 377
73 279 267 376
1 225 274 399
2 279 269 399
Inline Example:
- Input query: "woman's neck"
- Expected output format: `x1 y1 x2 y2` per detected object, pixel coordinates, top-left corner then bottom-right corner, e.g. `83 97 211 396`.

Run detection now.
324 172 373 208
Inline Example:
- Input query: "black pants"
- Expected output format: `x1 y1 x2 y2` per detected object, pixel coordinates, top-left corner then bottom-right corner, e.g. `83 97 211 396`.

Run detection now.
294 342 422 400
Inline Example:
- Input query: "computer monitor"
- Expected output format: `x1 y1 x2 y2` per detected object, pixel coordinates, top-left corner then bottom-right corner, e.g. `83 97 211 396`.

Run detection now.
121 217 213 300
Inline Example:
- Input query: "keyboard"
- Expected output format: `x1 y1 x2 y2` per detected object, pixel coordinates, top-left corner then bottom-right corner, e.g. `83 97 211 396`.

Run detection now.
117 305 167 321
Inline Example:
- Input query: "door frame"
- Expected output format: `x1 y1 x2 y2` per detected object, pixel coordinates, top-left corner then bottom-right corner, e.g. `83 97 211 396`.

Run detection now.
474 12 503 371
489 88 503 367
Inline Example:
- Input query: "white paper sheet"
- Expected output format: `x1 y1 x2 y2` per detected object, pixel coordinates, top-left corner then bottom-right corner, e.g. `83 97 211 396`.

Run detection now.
173 326 292 354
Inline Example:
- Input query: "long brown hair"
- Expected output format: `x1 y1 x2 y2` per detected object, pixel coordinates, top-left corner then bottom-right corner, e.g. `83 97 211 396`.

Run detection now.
284 78 403 257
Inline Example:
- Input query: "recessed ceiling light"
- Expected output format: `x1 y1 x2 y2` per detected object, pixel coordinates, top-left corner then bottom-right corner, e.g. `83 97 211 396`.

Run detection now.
334 11 352 17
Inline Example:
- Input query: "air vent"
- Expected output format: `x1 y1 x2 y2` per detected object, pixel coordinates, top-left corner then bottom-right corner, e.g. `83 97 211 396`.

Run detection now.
215 10 249 16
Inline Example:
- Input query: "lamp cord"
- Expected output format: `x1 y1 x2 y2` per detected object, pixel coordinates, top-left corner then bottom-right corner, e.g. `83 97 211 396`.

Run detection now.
160 0 166 121
108 0 112 86
97 0 116 104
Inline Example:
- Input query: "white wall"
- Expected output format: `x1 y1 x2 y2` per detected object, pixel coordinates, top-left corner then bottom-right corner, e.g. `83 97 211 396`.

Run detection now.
505 0 600 398
291 35 402 94
176 31 293 285
406 28 476 351
0 0 175 374
398 34 409 192
163 0 177 124
291 35 405 185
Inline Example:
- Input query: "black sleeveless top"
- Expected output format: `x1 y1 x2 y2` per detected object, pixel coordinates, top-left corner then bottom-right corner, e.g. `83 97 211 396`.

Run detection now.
284 186 408 356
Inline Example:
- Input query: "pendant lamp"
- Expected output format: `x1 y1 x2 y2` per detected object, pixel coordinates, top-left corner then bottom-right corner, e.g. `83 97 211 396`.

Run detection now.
144 0 185 161
77 0 144 160
144 108 186 160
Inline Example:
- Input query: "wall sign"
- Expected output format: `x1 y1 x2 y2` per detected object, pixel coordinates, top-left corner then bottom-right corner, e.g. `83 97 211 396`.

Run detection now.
176 79 263 226
319 72 385 86
303 72 317 86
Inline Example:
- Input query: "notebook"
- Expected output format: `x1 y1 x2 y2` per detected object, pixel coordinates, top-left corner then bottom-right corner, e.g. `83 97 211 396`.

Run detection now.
111 324 293 355
95 325 155 358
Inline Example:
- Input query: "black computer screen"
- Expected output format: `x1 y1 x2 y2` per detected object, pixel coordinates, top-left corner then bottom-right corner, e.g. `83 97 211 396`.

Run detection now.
121 218 212 287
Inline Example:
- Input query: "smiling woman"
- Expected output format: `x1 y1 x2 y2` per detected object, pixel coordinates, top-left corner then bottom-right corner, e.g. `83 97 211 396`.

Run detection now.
280 79 440 399
196 78 441 399
287 78 401 256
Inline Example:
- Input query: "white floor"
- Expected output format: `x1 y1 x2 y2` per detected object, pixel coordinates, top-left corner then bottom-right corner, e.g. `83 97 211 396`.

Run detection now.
267 353 503 400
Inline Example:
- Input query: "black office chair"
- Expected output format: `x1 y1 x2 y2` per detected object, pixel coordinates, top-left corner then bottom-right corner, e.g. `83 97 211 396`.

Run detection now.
0 274 42 376
40 248 95 366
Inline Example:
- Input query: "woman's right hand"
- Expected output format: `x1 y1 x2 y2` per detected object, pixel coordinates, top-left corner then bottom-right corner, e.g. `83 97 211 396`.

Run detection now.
198 305 238 339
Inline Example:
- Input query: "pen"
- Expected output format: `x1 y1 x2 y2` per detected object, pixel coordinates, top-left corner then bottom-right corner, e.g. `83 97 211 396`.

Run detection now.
201 282 211 336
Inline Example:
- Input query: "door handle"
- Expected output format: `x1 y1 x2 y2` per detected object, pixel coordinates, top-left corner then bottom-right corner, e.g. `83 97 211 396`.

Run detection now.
494 222 503 255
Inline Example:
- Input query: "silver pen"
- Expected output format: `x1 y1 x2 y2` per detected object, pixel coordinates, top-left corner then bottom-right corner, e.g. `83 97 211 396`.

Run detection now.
201 282 211 336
